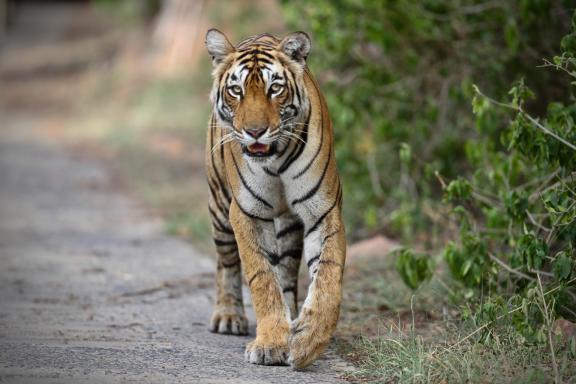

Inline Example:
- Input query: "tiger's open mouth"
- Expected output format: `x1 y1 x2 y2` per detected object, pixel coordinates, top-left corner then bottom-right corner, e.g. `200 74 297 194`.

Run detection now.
244 142 276 157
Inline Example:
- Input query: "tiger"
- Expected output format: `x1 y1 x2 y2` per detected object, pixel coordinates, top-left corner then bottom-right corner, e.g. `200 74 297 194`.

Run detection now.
204 28 346 369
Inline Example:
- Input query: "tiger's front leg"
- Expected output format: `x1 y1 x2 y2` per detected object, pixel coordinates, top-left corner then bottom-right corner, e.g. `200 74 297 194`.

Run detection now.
288 210 346 369
229 201 290 366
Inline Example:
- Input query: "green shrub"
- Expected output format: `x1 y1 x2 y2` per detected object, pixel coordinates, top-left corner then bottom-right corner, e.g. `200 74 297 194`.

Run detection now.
283 2 576 376
282 0 573 242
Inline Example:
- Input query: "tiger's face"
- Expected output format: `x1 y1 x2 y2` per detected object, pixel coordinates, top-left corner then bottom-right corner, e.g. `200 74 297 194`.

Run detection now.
206 30 311 159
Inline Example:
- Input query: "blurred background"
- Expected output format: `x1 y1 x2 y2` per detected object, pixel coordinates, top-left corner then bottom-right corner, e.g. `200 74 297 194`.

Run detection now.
1 0 572 249
0 0 287 255
1 1 575 381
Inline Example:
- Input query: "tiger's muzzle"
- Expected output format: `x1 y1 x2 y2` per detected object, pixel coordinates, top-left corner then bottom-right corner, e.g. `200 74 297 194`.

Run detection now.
240 126 278 158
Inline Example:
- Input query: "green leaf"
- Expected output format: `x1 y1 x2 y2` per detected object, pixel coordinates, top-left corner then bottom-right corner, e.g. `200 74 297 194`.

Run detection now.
508 78 534 108
461 259 473 277
444 178 472 202
472 91 491 117
553 251 573 281
395 249 434 291
399 142 412 165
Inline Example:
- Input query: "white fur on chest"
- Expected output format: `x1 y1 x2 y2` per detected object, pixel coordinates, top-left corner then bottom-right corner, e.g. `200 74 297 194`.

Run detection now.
235 161 287 217
236 143 333 227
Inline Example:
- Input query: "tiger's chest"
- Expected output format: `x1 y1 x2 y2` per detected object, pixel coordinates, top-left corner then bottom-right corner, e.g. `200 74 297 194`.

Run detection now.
229 151 333 225
230 162 288 219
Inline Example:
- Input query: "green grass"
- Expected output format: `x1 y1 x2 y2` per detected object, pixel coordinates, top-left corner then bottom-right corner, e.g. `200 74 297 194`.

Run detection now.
351 324 575 383
338 253 576 383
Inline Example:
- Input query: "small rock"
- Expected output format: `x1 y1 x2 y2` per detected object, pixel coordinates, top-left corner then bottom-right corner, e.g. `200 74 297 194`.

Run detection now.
347 235 400 259
554 318 576 338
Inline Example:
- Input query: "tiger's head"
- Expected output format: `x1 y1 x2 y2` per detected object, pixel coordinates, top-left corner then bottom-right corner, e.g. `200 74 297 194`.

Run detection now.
205 29 311 159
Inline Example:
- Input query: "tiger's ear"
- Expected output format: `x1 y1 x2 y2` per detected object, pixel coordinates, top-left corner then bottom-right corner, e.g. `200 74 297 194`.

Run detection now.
279 31 311 64
205 28 234 66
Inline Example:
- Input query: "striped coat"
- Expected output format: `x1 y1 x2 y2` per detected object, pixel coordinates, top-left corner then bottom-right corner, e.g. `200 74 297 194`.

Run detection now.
205 29 345 369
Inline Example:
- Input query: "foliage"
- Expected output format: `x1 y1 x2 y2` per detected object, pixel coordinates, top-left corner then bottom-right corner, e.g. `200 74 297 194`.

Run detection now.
397 22 576 381
436 44 576 340
94 0 161 22
395 248 434 290
283 1 576 380
282 0 573 242
353 323 576 383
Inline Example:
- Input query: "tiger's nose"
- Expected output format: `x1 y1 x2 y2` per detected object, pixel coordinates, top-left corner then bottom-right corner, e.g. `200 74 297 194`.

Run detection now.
245 127 267 139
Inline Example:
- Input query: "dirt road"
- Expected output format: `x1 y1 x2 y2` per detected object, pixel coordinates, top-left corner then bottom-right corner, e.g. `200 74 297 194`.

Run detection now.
0 3 350 383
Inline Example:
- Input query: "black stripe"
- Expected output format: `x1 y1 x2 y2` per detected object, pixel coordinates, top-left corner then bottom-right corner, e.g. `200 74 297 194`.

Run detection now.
283 84 294 105
278 141 302 173
264 250 280 266
294 80 302 105
255 50 275 59
210 119 231 203
307 254 321 268
276 221 304 239
288 83 297 106
238 57 255 66
256 57 274 65
214 226 233 235
214 238 237 247
293 112 325 179
319 259 342 267
321 229 340 246
276 138 293 158
243 158 255 175
248 270 268 286
280 249 302 260
278 109 311 174
291 149 331 205
221 259 240 268
236 50 254 60
263 167 279 177
207 179 228 218
231 152 273 209
221 247 239 256
337 180 343 208
237 49 275 61
219 128 227 175
209 213 227 233
217 108 230 123
209 207 234 234
305 186 341 237
233 197 274 222
278 129 305 172
283 286 296 293
285 69 301 106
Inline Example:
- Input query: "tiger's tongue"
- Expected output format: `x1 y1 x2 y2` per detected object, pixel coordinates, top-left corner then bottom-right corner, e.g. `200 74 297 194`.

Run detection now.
247 143 270 154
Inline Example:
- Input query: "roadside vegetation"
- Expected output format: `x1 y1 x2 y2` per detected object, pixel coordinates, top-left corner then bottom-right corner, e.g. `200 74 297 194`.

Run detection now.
283 1 576 382
69 1 576 382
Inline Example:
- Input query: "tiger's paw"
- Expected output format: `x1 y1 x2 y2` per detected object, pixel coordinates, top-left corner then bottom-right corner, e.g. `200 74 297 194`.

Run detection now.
245 339 289 365
288 309 331 369
209 307 248 335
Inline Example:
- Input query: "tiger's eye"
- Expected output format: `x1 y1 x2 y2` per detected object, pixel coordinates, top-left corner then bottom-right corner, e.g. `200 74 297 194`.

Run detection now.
229 85 242 96
270 83 283 93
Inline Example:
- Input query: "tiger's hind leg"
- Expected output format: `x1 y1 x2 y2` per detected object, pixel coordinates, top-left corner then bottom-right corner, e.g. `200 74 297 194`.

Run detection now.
208 196 248 335
273 214 304 320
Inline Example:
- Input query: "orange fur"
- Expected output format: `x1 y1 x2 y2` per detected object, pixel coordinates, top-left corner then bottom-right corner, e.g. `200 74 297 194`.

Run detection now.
205 29 346 368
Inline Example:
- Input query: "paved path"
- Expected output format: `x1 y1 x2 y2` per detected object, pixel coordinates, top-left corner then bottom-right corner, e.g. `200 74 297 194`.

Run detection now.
0 3 350 383
0 117 349 383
